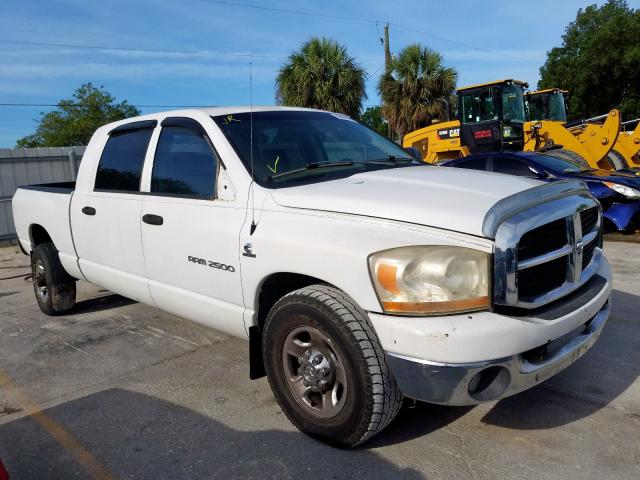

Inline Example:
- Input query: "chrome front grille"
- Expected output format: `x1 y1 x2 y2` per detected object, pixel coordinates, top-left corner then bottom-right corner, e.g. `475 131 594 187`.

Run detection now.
493 191 602 309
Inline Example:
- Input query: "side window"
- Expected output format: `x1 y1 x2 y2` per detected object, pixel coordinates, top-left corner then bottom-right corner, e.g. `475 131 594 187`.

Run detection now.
94 128 153 191
453 157 488 170
491 157 538 177
151 125 218 198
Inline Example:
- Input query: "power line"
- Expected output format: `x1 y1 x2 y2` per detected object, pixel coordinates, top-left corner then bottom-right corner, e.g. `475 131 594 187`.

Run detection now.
0 38 382 63
195 0 533 63
0 103 213 108
388 22 531 63
0 39 288 59
0 5 534 64
197 0 377 24
0 102 387 110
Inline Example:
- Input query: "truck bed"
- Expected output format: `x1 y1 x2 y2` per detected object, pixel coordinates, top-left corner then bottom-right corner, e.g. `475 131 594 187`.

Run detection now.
12 182 80 278
17 181 76 194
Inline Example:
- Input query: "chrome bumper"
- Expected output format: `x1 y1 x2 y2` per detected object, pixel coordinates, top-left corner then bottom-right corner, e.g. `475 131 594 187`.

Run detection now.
386 299 610 406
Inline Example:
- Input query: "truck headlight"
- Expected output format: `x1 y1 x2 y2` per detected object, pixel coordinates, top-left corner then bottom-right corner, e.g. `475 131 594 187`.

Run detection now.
603 181 640 199
369 246 490 315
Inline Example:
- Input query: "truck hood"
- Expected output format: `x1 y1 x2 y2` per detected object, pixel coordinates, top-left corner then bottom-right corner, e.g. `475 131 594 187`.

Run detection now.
271 166 543 237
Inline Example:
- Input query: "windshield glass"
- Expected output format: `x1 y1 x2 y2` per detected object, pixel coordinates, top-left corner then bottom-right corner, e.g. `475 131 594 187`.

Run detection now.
548 92 567 122
213 111 416 187
533 154 586 173
501 84 525 123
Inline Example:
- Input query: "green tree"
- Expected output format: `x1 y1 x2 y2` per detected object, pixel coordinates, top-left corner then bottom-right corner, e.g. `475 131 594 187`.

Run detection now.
276 37 366 117
360 106 389 137
538 0 640 120
378 44 457 139
17 83 140 147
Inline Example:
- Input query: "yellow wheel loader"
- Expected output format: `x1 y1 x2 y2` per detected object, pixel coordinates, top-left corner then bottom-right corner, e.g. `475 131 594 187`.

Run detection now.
524 89 628 171
403 79 528 163
610 119 640 169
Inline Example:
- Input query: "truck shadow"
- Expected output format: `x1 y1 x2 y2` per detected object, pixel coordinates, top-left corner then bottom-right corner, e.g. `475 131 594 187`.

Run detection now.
482 288 639 429
368 402 472 448
0 388 423 479
72 293 136 314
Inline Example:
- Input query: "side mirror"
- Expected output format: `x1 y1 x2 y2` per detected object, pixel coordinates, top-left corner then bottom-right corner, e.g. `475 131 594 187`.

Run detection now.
404 147 422 161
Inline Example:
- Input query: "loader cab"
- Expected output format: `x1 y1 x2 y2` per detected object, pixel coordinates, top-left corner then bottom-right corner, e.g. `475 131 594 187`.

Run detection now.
457 79 528 153
526 88 568 122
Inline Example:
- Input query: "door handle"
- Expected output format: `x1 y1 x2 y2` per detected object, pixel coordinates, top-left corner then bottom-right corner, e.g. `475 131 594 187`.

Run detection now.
82 206 96 216
142 214 164 226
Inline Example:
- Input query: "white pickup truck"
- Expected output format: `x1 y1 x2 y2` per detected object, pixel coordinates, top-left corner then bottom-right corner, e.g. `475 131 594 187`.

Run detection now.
12 107 611 447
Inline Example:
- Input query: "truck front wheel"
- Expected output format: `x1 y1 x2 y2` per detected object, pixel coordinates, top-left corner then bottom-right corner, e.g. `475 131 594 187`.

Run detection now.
31 242 76 315
262 285 402 447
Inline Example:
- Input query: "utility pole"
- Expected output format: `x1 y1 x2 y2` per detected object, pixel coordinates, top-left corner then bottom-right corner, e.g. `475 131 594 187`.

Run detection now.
384 23 391 72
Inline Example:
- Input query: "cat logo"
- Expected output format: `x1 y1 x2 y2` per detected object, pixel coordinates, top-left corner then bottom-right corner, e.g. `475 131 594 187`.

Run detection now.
437 128 460 140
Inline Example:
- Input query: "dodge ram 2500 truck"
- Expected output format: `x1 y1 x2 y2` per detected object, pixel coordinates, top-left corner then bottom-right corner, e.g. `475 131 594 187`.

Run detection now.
12 107 612 447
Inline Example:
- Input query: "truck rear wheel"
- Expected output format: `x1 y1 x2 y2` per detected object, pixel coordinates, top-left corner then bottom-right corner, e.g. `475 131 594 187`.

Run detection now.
262 284 402 447
31 242 76 315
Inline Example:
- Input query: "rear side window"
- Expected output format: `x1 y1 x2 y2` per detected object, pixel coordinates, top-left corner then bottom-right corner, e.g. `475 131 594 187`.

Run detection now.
151 126 218 198
453 157 489 170
491 157 538 177
95 128 153 191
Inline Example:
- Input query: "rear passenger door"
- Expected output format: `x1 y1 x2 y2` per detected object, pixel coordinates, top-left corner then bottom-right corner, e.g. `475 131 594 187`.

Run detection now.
71 121 156 304
140 117 246 337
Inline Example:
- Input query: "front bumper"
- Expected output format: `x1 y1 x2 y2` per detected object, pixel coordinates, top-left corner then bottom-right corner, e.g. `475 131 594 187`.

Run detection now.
369 256 612 406
385 298 610 406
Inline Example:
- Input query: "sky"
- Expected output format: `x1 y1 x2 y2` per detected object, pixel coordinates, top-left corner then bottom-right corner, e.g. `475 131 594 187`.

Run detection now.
1 0 638 147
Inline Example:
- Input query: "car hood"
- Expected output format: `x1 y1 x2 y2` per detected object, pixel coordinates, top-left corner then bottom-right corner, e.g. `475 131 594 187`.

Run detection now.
271 166 543 237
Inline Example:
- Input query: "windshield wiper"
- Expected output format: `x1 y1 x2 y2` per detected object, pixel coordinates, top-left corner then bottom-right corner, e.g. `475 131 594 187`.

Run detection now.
363 155 418 165
267 160 354 180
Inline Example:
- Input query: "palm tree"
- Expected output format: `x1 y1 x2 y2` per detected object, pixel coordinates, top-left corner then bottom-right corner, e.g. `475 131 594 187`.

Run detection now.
378 44 457 139
276 37 366 118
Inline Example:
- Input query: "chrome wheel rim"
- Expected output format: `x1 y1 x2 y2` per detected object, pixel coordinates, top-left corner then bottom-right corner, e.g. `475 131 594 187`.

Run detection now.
34 259 48 303
281 325 348 419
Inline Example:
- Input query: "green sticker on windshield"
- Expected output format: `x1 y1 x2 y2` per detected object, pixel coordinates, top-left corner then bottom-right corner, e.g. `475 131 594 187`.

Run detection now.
267 155 280 174
222 114 241 125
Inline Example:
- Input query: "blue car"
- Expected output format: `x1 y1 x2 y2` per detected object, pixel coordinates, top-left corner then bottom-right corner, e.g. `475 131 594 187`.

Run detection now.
441 151 640 232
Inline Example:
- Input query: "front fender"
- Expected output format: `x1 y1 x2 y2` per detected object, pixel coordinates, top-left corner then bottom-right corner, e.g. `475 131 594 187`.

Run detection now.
603 201 640 231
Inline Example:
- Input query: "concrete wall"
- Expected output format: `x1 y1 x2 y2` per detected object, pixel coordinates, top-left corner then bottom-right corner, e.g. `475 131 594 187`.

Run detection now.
0 146 85 241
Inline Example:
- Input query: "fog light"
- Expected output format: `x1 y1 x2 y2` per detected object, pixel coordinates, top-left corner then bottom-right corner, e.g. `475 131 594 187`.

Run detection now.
468 366 511 401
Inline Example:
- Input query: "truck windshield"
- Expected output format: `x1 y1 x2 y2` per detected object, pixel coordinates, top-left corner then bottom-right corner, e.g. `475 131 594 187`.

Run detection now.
213 111 417 187
548 92 567 122
501 84 525 123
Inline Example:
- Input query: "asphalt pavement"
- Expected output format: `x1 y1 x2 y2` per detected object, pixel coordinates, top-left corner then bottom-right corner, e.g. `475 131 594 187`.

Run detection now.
0 241 638 479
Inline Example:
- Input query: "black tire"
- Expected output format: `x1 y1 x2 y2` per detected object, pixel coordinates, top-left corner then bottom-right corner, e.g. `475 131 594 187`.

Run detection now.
607 149 629 171
263 284 402 447
31 242 76 315
545 148 590 168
